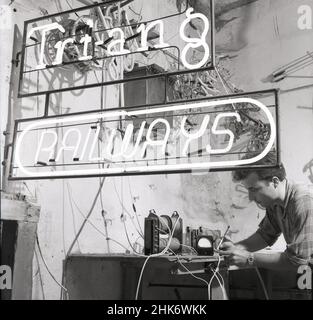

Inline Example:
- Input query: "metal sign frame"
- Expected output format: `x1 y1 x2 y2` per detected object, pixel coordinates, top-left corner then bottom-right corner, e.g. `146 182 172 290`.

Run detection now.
17 0 215 100
9 89 280 180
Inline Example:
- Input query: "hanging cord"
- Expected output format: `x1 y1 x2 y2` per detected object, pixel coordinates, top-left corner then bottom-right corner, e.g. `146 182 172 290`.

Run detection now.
65 177 106 259
34 248 46 300
255 266 270 300
127 177 144 236
66 182 81 253
36 235 69 299
119 176 144 253
96 59 112 253
113 179 144 238
122 216 142 254
60 177 107 299
67 181 145 256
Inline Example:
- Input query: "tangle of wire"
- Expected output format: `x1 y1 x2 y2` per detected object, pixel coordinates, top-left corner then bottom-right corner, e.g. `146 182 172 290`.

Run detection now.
134 217 180 300
66 181 138 254
113 178 144 238
169 248 211 299
135 215 227 300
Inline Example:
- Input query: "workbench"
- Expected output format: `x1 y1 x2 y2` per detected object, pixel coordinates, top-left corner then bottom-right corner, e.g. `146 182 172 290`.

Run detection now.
228 264 312 300
63 254 229 300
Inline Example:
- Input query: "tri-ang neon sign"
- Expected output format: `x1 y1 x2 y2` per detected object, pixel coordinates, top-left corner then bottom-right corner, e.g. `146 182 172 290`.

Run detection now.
27 8 209 71
18 0 216 97
10 97 277 180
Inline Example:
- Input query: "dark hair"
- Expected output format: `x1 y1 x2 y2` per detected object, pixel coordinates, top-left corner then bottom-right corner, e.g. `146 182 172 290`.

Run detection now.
232 152 286 182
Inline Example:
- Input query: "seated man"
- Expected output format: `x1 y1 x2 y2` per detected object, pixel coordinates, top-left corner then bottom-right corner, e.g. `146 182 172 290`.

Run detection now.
219 153 313 271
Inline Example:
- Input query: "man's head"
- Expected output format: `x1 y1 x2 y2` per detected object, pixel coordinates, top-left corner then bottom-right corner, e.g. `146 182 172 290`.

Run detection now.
232 153 286 209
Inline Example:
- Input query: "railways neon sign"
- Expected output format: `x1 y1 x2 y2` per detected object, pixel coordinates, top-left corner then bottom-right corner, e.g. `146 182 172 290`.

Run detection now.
10 96 277 180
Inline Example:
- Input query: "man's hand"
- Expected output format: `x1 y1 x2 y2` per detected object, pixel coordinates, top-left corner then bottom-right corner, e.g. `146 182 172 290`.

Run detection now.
218 242 251 267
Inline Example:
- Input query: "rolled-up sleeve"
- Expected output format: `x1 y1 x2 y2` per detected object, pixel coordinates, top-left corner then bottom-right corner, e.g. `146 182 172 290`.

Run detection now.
256 210 282 246
285 196 313 265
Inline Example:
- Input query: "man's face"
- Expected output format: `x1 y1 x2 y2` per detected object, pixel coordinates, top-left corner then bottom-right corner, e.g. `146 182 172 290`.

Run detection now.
242 172 278 209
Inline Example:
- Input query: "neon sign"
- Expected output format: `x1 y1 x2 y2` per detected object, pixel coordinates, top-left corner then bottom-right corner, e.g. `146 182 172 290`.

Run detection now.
10 92 278 180
27 8 209 71
18 0 215 97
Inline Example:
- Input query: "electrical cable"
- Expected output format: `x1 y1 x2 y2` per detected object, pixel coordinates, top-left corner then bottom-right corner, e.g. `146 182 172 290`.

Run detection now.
154 227 197 255
132 235 144 253
36 235 69 299
215 65 267 141
208 224 229 300
108 237 135 252
100 206 112 254
54 0 62 14
272 51 313 81
122 218 142 254
215 64 234 93
134 255 154 300
255 266 270 300
65 0 80 17
34 248 46 300
65 177 106 259
58 95 69 260
215 66 237 111
96 133 112 254
23 182 35 199
113 179 144 238
66 182 81 252
214 267 225 289
96 60 112 254
273 51 313 74
61 167 66 256
74 199 128 251
127 177 144 236
179 243 198 255
135 217 180 300
209 264 228 300
67 182 111 247
169 249 210 299
166 220 226 301
212 224 230 300
282 59 313 75
129 4 143 21
68 183 145 255
207 255 228 300
208 258 220 300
